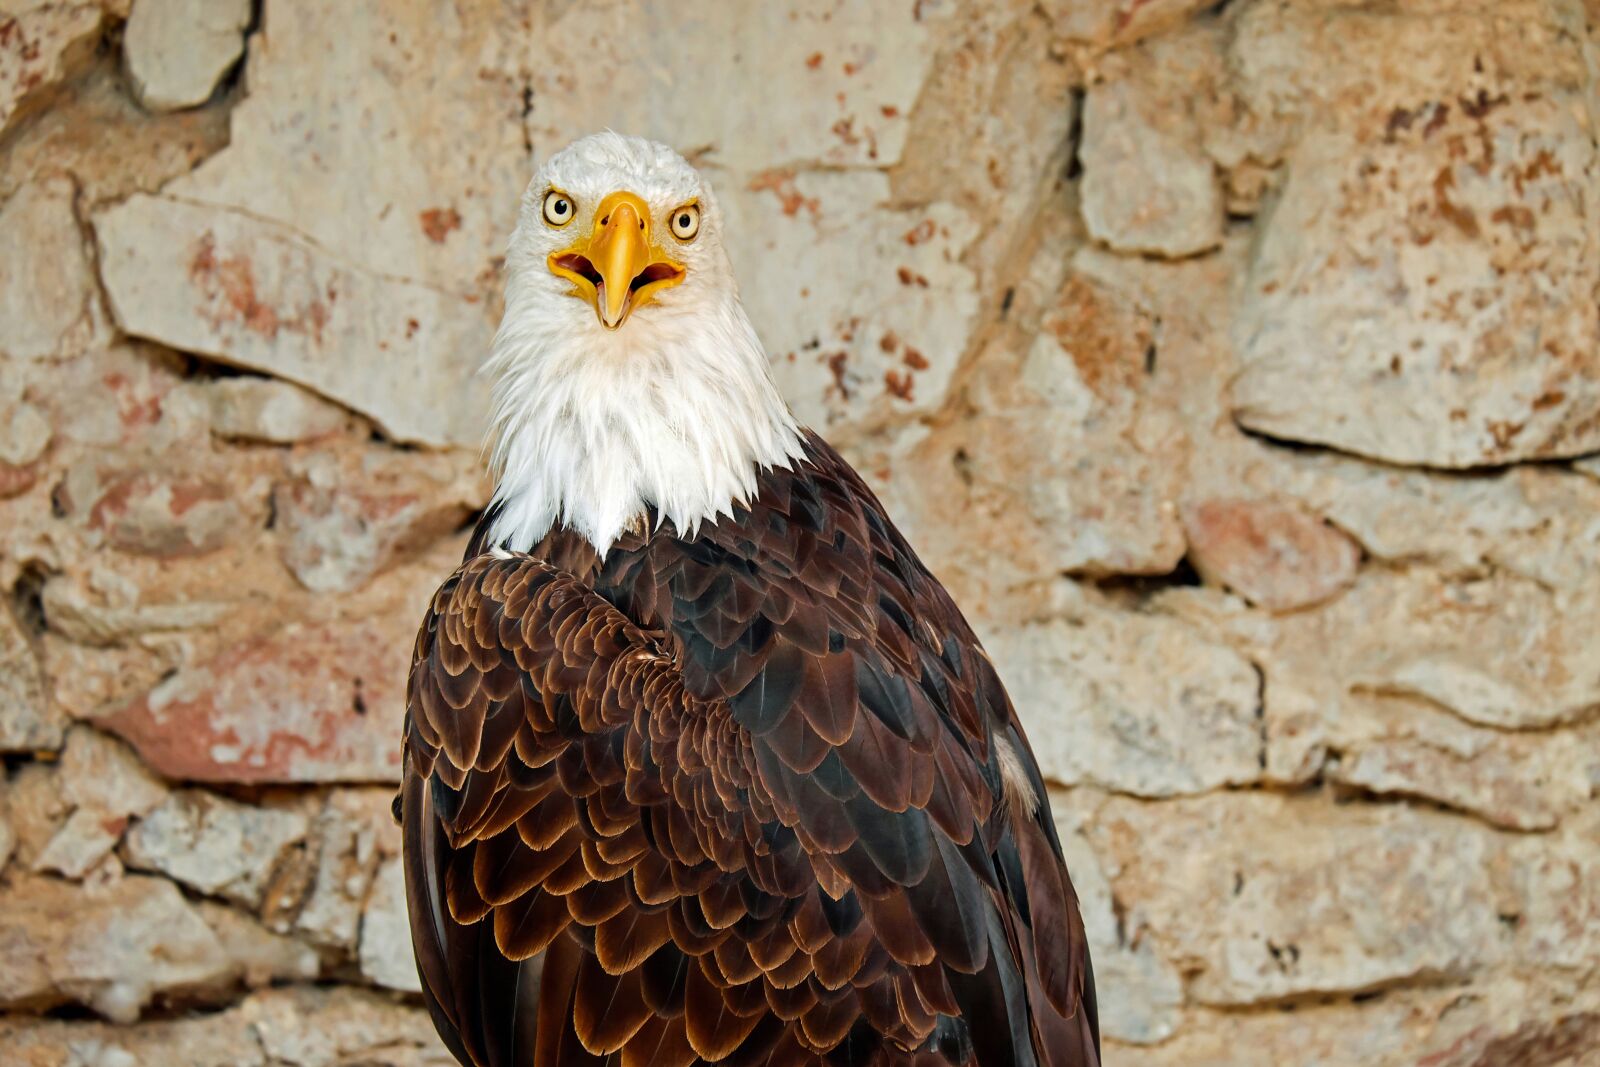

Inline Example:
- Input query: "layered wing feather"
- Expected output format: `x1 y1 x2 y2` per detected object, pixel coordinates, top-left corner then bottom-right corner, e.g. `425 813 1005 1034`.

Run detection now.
403 434 1098 1066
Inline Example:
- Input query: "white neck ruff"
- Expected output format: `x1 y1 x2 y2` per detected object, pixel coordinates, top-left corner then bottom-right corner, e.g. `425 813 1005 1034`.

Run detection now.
482 284 804 556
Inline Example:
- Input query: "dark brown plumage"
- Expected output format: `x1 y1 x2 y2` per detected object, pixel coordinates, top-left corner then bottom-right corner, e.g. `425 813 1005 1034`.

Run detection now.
401 431 1099 1066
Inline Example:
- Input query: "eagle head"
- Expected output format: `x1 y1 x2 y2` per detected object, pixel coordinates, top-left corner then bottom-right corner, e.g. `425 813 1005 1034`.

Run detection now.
484 133 802 556
505 132 732 334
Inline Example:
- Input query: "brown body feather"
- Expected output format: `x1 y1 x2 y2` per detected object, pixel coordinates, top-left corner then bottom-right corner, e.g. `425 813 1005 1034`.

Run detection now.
401 432 1099 1066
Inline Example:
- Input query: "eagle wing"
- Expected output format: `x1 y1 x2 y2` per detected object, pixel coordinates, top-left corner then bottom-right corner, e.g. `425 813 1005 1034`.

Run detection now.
402 443 1098 1066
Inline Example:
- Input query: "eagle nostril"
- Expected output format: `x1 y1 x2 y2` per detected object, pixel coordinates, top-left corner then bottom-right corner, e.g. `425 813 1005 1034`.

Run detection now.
600 215 609 226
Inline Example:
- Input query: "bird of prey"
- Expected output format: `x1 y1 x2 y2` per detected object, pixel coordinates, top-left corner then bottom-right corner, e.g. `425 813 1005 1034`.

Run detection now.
400 132 1099 1067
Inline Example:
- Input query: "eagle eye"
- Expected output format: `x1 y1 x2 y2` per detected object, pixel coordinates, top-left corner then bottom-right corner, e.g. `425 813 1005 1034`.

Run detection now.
669 202 701 242
543 190 575 227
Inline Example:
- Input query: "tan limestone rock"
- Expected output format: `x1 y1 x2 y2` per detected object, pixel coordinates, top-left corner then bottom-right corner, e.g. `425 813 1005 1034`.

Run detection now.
523 0 939 172
122 0 250 112
29 726 167 878
1079 30 1225 257
986 585 1261 797
121 789 309 908
0 177 104 361
197 376 351 444
1047 0 1221 58
883 268 1188 610
726 170 980 430
272 446 484 594
290 788 395 951
0 985 451 1065
0 872 231 1022
55 455 267 558
0 596 61 752
1089 793 1506 1004
94 194 493 447
0 3 103 136
1230 0 1600 466
95 541 453 785
1052 795 1183 1044
195 900 321 989
358 856 419 992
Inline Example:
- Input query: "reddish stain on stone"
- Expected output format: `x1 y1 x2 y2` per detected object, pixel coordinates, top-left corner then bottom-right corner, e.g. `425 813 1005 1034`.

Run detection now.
825 351 851 400
419 207 462 243
1114 0 1158 33
0 461 37 499
1458 88 1509 120
1531 389 1566 411
224 258 278 336
188 232 332 343
1432 168 1479 238
805 52 823 70
747 169 819 219
188 233 216 280
83 471 238 558
1490 205 1535 232
103 621 406 784
1422 103 1450 138
306 299 330 341
99 371 165 432
903 219 936 246
1486 419 1525 449
1040 276 1153 397
164 478 228 517
1384 106 1417 142
188 233 280 338
1183 498 1361 613
884 369 914 402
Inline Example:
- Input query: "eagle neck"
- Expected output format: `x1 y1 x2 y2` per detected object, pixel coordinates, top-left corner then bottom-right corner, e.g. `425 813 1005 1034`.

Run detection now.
482 290 804 557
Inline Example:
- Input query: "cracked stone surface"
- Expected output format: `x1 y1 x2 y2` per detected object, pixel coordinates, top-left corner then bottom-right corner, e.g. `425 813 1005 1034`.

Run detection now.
1229 0 1600 467
121 789 309 909
987 585 1263 797
29 725 166 878
0 873 231 1022
94 194 493 446
1089 792 1506 1005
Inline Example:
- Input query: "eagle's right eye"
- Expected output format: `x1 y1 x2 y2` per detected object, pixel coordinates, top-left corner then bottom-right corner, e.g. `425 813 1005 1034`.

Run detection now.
543 190 575 227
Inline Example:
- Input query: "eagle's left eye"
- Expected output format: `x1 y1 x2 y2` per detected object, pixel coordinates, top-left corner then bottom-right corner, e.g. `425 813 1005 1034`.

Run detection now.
543 190 575 227
668 203 701 242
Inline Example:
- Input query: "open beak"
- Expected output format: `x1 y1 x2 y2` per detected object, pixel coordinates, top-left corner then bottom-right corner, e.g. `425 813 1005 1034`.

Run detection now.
548 191 686 329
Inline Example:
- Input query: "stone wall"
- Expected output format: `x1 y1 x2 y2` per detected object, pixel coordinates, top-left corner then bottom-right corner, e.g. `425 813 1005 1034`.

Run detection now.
1 1 1597 1064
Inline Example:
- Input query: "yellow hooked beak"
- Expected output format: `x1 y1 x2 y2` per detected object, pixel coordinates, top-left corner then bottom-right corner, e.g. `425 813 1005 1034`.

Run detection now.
548 192 686 330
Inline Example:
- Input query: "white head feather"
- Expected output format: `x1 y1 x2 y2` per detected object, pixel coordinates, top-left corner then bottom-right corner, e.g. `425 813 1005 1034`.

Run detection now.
483 133 804 556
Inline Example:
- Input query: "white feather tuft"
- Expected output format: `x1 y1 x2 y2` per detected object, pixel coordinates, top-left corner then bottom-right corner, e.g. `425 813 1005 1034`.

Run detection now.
482 133 804 555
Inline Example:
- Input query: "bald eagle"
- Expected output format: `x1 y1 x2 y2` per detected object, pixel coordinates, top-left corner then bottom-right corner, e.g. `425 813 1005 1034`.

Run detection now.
400 133 1099 1066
